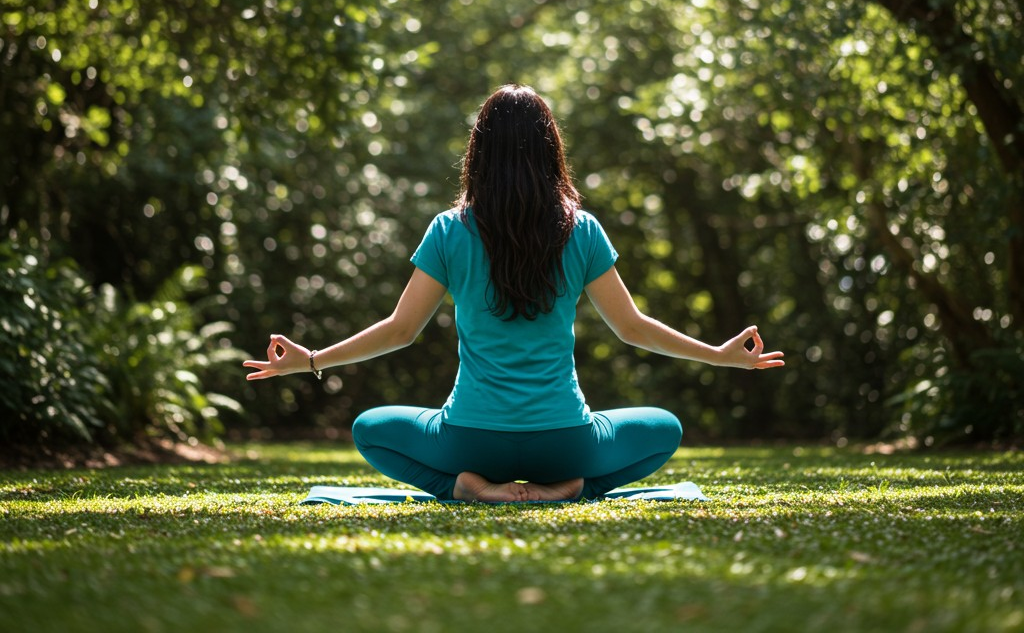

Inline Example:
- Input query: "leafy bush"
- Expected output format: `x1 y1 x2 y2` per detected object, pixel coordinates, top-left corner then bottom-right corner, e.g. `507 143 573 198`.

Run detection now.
942 347 1024 443
889 342 1024 446
89 266 246 444
0 242 112 446
0 241 245 454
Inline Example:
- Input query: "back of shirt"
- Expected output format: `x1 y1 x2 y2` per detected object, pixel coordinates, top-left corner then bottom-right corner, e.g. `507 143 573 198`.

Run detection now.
411 208 618 431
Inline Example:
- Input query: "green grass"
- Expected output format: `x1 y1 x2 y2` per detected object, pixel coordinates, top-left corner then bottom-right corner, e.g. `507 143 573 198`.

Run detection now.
2 444 1022 633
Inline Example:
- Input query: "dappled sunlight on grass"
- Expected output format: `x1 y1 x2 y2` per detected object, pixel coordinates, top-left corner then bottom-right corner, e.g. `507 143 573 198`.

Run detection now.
2 443 1022 632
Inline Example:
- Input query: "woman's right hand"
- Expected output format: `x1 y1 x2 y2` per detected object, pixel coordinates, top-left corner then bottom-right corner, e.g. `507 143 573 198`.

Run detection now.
716 326 785 370
242 334 312 380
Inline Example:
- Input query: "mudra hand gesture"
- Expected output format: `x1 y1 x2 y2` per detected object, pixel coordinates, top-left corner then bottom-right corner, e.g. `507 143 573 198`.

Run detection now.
242 334 312 380
717 326 785 370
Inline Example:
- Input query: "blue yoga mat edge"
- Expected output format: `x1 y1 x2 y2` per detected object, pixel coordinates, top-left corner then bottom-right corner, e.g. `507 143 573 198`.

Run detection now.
300 481 708 505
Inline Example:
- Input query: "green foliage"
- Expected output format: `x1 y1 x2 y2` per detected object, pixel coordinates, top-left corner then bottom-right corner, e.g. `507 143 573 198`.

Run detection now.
0 241 111 445
3 0 1022 444
2 444 1023 632
894 344 1024 445
88 266 247 444
0 241 244 452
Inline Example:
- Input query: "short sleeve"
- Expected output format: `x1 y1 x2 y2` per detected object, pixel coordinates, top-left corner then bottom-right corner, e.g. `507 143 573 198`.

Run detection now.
582 213 619 285
410 214 450 288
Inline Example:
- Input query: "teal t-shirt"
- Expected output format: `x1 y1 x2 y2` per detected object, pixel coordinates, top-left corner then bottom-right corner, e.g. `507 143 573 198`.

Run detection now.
411 208 619 432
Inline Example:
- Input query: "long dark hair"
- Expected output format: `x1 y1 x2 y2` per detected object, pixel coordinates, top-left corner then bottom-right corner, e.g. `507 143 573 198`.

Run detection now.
457 84 581 321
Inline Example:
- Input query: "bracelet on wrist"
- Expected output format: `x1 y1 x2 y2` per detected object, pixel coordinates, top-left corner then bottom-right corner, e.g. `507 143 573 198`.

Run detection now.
309 350 323 380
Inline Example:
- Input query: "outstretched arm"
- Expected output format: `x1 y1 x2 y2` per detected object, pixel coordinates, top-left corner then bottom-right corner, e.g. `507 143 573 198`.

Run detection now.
243 267 447 380
585 266 784 369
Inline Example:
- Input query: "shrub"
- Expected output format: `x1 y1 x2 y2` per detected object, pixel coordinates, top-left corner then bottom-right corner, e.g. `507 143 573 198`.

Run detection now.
890 342 1024 446
0 241 245 454
89 265 246 444
0 242 112 446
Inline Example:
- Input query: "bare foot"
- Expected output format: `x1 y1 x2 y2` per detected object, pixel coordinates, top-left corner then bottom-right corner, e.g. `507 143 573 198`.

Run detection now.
523 478 584 502
453 472 531 502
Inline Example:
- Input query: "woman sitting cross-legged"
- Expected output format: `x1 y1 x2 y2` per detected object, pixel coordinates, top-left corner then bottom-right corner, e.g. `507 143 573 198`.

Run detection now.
243 84 785 502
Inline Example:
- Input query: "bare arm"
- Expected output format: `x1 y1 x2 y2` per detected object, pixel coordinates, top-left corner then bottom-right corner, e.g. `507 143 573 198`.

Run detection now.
243 268 447 380
584 266 784 369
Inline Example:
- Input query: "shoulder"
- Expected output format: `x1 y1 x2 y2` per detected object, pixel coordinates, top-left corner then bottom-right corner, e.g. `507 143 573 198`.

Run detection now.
428 207 461 225
574 209 603 229
572 209 612 240
420 208 465 241
426 207 469 232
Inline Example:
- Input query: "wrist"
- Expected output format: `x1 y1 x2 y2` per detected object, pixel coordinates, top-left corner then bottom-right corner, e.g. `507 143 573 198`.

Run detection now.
309 349 323 380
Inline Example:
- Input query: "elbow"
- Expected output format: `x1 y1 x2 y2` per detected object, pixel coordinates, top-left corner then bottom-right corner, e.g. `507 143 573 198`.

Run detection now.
612 324 637 347
612 313 651 349
386 316 422 349
396 332 418 349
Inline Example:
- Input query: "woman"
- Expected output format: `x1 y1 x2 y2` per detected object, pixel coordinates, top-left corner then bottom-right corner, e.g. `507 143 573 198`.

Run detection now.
243 84 784 503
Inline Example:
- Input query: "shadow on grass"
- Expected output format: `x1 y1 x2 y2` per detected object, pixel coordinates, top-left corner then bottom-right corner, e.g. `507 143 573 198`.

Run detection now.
0 464 380 503
673 446 1024 472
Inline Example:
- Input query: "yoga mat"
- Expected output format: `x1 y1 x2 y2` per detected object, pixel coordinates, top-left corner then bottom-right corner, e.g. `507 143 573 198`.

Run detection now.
300 481 708 505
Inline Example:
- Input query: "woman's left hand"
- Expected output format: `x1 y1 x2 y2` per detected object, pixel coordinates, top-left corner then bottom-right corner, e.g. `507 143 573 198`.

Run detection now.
242 334 312 380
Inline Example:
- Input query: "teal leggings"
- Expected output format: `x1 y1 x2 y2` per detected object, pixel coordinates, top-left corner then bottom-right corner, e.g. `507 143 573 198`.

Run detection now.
351 406 683 500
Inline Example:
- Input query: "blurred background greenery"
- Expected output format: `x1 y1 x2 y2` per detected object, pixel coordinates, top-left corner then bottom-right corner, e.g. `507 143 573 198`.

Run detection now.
2 0 1022 457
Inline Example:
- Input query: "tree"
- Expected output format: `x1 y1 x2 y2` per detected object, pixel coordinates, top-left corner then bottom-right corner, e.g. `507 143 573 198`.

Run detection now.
4 0 1020 447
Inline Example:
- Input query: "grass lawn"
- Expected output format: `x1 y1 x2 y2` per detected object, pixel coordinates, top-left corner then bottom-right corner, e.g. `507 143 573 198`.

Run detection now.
1 443 1022 633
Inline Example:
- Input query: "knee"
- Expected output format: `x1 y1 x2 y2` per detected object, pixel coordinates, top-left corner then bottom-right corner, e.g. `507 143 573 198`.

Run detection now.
350 407 386 448
352 406 435 449
350 415 368 448
655 408 683 447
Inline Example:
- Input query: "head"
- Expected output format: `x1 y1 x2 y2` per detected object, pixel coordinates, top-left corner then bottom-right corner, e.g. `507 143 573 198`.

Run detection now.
459 84 578 209
457 85 581 320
